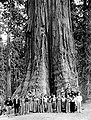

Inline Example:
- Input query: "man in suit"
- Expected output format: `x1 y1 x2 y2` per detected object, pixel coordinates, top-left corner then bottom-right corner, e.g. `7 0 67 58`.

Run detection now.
13 95 20 115
5 97 13 114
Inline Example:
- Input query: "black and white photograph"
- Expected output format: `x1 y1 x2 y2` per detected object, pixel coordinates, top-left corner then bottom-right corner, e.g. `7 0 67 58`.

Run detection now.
0 0 91 120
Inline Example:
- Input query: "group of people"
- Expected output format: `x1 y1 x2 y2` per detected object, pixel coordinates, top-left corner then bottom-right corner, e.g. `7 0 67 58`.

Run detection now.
0 90 82 116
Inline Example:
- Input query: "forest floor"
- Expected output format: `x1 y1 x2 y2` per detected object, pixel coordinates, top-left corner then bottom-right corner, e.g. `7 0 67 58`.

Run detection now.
0 100 91 120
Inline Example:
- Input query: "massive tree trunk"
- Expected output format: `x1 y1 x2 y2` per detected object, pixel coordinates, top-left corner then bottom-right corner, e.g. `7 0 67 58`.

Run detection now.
25 0 50 96
13 0 50 97
12 0 78 97
49 0 78 94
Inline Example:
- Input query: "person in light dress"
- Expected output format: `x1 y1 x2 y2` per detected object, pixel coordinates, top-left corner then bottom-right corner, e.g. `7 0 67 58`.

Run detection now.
76 92 82 113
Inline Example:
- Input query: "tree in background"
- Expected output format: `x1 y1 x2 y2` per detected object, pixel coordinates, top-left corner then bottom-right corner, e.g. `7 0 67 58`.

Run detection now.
71 0 91 101
0 2 7 100
0 0 27 98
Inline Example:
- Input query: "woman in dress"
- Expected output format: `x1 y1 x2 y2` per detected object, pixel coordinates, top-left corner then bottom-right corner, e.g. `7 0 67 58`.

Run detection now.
20 96 25 115
66 94 71 113
48 96 52 113
76 92 82 113
33 96 37 113
25 95 29 114
29 96 33 112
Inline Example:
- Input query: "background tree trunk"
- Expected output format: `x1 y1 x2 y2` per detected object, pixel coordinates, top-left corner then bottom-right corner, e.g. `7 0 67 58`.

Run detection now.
0 37 6 100
6 34 11 98
84 0 91 99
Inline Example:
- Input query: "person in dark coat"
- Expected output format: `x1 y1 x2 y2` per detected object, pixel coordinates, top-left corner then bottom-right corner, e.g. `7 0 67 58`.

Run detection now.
13 95 20 115
70 95 76 113
5 97 13 114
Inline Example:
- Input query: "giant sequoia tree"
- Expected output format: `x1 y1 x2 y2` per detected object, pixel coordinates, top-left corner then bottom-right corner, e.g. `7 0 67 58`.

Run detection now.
0 0 78 98
12 0 78 97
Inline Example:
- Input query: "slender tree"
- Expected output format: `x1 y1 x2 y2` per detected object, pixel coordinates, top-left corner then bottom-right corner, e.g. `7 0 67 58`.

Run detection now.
85 0 91 98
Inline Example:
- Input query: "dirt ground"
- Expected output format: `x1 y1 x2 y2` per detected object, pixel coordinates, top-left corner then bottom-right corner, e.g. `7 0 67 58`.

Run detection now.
0 101 91 120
